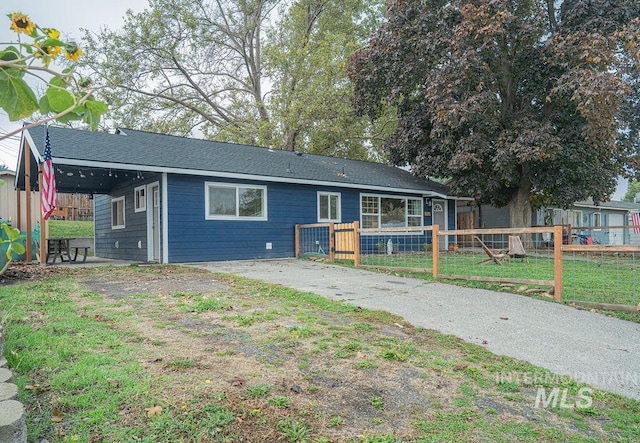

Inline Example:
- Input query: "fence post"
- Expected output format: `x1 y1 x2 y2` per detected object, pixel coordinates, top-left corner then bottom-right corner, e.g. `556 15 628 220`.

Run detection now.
353 221 360 268
294 224 300 258
329 223 335 263
432 225 439 278
553 225 563 301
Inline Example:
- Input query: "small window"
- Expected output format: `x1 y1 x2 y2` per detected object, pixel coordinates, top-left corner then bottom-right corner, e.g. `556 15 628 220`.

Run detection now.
593 212 601 227
134 186 146 212
111 196 126 229
570 210 582 228
318 192 341 222
206 183 267 220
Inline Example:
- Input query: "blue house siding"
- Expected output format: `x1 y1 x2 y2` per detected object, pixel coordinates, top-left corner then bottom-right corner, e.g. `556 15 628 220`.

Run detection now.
166 175 365 262
164 174 452 262
95 177 160 261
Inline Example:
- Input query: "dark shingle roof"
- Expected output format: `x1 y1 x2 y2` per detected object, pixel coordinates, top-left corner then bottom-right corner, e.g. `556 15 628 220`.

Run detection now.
26 126 450 196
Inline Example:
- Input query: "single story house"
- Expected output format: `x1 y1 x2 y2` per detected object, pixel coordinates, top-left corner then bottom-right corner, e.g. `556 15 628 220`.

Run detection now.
16 126 460 263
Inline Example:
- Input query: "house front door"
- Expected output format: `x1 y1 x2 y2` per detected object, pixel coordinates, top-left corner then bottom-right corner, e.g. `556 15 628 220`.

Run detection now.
432 199 447 251
147 183 160 262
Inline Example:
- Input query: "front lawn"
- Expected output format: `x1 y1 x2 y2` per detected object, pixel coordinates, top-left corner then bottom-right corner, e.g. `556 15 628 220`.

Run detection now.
1 265 638 442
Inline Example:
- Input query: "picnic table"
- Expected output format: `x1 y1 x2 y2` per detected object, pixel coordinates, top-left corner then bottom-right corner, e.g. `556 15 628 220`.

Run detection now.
46 238 91 264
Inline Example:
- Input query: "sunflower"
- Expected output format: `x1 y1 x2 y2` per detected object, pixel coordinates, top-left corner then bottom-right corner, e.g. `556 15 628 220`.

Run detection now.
45 28 60 39
33 41 61 67
34 41 61 58
65 44 83 61
45 45 62 58
9 12 35 35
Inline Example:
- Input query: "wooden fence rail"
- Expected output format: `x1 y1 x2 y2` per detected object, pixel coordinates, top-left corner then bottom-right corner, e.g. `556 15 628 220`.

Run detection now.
295 223 639 311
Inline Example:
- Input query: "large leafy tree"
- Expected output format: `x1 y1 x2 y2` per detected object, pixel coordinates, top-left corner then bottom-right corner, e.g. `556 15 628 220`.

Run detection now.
81 0 278 145
264 0 390 158
81 0 390 158
623 180 640 203
349 0 640 227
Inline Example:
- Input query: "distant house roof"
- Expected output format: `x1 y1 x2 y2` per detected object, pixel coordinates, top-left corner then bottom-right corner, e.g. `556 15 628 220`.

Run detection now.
19 126 452 197
573 200 640 212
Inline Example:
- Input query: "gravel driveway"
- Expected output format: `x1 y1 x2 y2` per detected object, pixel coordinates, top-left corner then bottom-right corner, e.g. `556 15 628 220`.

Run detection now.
194 258 640 400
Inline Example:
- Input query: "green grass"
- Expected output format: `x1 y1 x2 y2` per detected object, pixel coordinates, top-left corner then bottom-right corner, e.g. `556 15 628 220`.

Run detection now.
359 250 640 309
48 220 94 238
2 265 640 442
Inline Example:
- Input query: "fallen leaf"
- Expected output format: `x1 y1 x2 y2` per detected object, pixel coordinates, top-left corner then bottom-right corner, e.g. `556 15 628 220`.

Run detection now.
145 406 163 418
204 379 212 384
25 384 39 391
94 314 107 322
51 408 63 423
499 317 509 321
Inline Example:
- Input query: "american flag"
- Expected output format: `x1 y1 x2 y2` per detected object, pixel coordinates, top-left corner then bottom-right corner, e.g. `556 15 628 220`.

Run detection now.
41 127 57 220
632 212 640 234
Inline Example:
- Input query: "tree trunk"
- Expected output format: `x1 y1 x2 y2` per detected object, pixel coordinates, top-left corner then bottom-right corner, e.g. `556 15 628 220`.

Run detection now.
508 177 532 228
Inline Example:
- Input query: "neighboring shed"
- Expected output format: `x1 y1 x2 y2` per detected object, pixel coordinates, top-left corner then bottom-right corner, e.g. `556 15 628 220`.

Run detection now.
16 126 461 263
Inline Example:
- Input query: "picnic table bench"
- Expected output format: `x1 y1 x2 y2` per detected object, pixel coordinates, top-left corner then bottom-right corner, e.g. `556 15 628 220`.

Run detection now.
46 237 93 264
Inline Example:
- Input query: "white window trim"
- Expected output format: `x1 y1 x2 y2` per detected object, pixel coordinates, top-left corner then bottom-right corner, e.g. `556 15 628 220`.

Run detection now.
317 192 341 223
205 182 268 221
359 193 424 234
111 196 126 230
593 212 602 228
134 185 146 213
571 210 582 228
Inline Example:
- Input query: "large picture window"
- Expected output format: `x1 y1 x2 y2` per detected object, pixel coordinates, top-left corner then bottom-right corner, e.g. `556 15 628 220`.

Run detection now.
360 194 423 229
318 192 341 222
111 196 125 229
206 183 267 220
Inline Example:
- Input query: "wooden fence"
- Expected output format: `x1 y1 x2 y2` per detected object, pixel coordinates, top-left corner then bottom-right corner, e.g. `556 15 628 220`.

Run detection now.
295 222 360 266
295 222 640 311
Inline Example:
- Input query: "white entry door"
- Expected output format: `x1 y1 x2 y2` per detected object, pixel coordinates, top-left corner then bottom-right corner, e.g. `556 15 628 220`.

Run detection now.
432 199 447 251
147 183 160 262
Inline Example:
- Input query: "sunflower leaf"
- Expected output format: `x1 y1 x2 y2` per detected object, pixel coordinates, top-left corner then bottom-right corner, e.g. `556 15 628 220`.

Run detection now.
83 100 109 131
45 86 75 113
0 73 39 121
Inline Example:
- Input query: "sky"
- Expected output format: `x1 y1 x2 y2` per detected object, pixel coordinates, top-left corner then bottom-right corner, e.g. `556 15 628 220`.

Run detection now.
0 0 149 169
0 0 630 200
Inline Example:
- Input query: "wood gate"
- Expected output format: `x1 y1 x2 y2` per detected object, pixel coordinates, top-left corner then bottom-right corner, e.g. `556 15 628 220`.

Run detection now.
295 221 359 266
334 222 359 265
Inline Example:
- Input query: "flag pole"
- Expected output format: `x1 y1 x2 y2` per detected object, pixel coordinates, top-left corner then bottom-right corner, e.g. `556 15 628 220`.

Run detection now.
40 125 57 264
38 163 46 265
25 138 32 262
